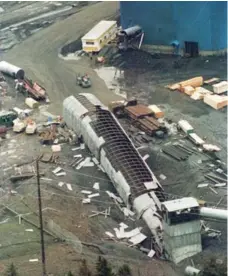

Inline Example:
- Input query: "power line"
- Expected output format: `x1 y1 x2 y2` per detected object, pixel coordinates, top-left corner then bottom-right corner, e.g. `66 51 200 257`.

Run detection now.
36 160 47 276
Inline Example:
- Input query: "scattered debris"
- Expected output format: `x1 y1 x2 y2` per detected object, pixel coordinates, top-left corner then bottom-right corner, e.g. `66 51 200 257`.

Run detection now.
166 76 203 91
204 77 220 84
197 184 209 188
129 232 147 245
147 249 155 258
159 174 167 180
25 229 34 232
51 144 61 152
142 154 149 161
88 193 100 198
209 186 218 194
29 259 39 262
25 97 39 109
81 190 92 195
93 182 100 190
105 231 115 238
82 198 91 204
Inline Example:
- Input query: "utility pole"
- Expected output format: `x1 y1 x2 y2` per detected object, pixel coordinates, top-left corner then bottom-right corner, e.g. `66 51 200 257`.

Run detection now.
36 159 47 276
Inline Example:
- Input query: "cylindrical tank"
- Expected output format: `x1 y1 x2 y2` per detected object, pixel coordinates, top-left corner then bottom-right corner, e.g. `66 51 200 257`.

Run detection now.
121 25 142 36
0 61 25 79
200 207 227 220
185 266 201 275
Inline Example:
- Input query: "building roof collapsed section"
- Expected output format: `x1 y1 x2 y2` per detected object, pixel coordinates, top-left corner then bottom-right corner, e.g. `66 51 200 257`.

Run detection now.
63 93 164 254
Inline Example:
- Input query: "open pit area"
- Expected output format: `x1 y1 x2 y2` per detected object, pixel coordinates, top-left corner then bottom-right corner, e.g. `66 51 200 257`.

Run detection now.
0 1 227 276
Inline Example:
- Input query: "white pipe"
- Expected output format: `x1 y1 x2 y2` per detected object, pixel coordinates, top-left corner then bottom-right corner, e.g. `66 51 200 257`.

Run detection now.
200 207 227 220
0 61 25 79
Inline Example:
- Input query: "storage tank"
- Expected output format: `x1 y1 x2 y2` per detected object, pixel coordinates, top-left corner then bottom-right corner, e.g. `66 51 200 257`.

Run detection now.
0 61 25 79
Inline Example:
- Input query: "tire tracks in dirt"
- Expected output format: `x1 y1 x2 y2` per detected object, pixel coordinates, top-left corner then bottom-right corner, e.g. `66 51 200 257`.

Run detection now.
3 1 122 114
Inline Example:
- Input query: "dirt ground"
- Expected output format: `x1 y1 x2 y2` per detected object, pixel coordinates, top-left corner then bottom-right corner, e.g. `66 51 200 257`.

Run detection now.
0 1 227 275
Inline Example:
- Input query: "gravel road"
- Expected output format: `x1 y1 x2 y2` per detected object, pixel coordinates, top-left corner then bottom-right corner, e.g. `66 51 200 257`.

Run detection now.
3 1 121 114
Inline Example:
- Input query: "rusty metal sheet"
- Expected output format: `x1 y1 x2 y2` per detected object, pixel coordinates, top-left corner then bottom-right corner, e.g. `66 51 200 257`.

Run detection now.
125 104 153 119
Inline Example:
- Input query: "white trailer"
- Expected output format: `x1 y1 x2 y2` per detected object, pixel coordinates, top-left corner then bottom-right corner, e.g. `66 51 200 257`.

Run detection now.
0 61 25 79
81 20 117 53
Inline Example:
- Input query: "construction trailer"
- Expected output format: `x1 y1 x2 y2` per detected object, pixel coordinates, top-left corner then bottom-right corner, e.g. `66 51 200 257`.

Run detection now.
81 20 117 53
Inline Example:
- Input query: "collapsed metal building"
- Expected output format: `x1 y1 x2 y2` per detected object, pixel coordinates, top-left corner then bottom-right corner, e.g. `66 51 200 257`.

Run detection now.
63 93 209 262
63 93 165 253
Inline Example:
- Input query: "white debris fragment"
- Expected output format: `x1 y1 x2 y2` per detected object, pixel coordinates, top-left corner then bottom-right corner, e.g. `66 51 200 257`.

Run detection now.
66 183 72 191
29 259 39 262
52 167 62 174
142 154 149 161
114 228 122 239
58 182 64 187
41 178 53 182
119 222 128 229
51 144 61 152
216 168 223 174
197 183 209 188
122 207 135 217
72 147 80 151
80 143 85 150
159 174 167 180
203 144 221 152
81 190 92 194
74 154 82 158
197 160 202 164
106 191 123 203
93 182 100 190
129 233 147 245
25 229 34 232
88 193 100 198
105 231 115 238
55 172 66 177
3 166 12 172
124 228 141 238
148 249 155 258
214 183 227 187
82 198 91 204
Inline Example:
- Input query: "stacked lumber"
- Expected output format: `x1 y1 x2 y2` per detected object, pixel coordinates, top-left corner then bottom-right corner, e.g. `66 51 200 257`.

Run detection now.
148 105 164 118
167 77 203 91
203 95 228 110
212 81 228 94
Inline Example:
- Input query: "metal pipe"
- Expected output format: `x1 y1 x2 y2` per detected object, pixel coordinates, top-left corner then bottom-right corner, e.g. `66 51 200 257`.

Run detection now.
200 207 227 220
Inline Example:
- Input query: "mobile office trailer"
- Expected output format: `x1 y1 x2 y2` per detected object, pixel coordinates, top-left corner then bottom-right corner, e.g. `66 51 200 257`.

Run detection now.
81 20 117 53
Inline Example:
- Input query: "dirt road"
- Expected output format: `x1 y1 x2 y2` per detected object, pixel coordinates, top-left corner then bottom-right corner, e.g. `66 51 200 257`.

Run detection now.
3 1 121 113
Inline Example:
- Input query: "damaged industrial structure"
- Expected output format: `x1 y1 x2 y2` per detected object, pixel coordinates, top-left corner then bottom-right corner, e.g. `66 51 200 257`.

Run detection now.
62 93 228 263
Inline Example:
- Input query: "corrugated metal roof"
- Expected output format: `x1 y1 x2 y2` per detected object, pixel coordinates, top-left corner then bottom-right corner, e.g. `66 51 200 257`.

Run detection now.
82 20 117 40
162 197 199 212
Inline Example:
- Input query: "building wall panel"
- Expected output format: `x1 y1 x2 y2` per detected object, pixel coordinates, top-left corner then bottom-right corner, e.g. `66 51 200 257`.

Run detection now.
120 1 227 51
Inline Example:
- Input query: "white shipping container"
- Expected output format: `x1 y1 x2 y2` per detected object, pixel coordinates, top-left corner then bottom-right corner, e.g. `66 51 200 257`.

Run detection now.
178 120 194 134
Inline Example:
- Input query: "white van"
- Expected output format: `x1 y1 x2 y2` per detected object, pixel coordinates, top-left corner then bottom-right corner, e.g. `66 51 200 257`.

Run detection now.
81 20 117 53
